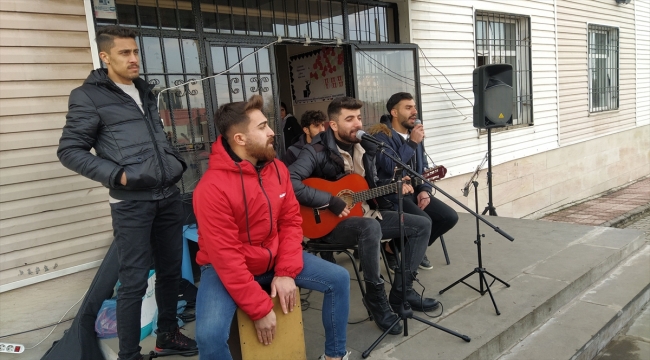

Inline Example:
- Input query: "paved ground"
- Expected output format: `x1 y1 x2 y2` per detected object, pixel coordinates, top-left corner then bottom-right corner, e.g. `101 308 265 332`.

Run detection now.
541 177 650 227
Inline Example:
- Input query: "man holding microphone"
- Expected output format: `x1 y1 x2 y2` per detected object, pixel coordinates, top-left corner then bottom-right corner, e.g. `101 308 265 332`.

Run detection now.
370 92 458 271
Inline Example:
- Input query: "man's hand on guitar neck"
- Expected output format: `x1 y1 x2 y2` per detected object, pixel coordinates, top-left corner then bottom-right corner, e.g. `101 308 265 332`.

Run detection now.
402 176 414 195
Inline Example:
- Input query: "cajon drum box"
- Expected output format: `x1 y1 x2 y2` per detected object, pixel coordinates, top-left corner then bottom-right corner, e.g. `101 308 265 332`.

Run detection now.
228 289 306 360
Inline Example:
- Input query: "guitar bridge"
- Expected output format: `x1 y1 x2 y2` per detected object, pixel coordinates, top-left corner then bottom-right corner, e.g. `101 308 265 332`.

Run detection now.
313 208 321 224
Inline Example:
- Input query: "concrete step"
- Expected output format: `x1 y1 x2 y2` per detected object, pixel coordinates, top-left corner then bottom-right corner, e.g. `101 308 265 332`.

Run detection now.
93 215 648 360
318 216 650 360
497 243 650 360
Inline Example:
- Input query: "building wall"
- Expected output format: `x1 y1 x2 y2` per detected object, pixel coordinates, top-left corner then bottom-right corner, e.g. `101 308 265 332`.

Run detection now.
557 0 638 145
410 0 561 179
0 0 111 290
410 0 648 219
636 0 650 127
434 125 649 219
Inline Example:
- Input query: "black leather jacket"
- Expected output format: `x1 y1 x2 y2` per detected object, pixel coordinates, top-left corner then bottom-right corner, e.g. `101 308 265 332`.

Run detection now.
57 69 187 200
288 127 391 210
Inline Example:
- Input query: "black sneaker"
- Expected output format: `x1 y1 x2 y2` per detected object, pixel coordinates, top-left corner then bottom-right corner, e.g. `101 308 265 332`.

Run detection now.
385 251 398 273
154 327 198 355
419 255 433 270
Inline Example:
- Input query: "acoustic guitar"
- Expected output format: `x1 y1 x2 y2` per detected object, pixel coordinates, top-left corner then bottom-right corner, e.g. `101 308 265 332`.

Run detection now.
300 166 446 238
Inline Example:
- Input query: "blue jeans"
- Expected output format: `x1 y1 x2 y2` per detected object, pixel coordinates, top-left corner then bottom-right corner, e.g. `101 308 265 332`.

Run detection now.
196 252 350 359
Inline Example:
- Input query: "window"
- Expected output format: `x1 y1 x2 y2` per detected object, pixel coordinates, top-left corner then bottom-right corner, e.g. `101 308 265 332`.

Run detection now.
96 0 399 195
199 0 394 42
588 24 619 112
352 46 418 127
476 12 532 126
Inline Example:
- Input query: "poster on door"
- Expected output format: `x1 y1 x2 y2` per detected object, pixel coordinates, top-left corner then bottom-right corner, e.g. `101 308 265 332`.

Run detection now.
93 0 117 20
290 47 346 105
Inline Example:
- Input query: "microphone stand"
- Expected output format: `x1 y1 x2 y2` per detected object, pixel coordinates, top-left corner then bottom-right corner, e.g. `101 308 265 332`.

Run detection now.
362 146 472 359
439 180 510 315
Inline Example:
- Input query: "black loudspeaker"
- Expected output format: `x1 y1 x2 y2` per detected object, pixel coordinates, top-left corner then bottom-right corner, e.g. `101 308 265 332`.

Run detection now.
473 64 514 129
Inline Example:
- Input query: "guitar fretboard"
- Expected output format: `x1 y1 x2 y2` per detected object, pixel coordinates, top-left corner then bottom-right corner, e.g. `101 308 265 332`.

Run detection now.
351 183 399 204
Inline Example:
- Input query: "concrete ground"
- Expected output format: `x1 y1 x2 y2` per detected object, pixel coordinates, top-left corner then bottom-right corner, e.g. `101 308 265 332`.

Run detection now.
592 213 650 360
1 177 648 360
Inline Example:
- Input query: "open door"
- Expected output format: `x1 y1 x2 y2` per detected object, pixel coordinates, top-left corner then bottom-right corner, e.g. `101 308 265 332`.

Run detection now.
350 44 422 128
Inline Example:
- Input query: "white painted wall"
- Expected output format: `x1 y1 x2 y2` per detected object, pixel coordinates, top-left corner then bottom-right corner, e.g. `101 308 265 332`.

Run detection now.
410 0 560 179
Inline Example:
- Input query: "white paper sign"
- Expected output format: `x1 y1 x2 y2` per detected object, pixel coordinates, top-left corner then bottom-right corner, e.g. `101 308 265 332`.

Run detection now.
290 47 346 105
94 0 117 20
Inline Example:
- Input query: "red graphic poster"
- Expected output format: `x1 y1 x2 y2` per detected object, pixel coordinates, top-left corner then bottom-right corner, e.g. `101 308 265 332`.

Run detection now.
290 47 346 104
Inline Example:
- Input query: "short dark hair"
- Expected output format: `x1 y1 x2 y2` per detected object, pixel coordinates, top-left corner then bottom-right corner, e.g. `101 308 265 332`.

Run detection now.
327 96 363 121
215 95 264 139
96 26 138 53
280 102 287 111
386 92 414 113
300 110 327 129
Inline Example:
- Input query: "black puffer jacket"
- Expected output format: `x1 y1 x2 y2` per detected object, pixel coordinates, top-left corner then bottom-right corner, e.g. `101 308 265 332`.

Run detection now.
58 69 187 200
288 128 391 210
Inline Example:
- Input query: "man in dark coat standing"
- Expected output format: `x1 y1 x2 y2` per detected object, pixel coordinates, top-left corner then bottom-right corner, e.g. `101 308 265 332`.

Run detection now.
57 25 197 360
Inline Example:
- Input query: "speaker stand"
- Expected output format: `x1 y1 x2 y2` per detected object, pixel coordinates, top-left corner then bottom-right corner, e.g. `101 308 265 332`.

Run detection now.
482 128 498 216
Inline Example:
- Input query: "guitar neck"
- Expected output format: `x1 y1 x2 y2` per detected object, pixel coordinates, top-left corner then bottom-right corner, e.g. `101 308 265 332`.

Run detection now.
352 183 399 204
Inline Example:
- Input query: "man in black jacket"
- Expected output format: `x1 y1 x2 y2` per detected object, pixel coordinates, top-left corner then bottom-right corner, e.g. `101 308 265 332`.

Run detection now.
282 109 326 166
57 26 196 360
370 93 459 271
280 102 302 150
288 97 439 335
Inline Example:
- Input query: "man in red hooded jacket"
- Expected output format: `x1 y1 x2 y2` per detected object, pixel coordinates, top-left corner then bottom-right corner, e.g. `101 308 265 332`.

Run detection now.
193 95 351 360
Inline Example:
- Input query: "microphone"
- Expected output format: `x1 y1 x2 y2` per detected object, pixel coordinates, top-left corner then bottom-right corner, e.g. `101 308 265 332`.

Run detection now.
415 119 422 126
355 130 386 147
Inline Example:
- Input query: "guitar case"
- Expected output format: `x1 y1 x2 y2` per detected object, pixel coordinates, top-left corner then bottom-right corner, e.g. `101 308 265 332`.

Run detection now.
41 242 119 360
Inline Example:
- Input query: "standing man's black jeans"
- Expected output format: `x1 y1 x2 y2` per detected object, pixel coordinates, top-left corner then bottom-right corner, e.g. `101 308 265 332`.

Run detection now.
110 192 183 360
402 195 458 246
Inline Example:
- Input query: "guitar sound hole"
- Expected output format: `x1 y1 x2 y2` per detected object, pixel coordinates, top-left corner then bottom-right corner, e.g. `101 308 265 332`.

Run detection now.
337 190 355 208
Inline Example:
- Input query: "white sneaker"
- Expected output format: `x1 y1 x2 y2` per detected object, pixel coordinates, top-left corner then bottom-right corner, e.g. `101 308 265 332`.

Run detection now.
318 350 351 360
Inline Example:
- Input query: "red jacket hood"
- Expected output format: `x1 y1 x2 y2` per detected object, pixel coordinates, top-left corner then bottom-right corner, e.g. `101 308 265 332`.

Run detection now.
193 136 303 320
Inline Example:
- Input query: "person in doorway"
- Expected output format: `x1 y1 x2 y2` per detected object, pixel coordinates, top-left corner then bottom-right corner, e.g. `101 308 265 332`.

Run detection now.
193 95 351 360
282 109 327 166
288 96 440 336
369 92 459 271
280 102 302 150
57 26 196 360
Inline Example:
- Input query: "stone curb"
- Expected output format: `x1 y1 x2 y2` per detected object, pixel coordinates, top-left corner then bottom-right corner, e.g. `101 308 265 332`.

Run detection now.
601 203 650 228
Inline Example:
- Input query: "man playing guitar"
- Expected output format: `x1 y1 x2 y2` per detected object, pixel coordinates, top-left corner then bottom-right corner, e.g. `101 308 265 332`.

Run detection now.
369 92 459 271
288 97 439 336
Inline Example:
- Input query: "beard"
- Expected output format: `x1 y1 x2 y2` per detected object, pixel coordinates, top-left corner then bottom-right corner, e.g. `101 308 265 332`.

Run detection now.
400 116 416 130
336 128 361 143
247 138 276 162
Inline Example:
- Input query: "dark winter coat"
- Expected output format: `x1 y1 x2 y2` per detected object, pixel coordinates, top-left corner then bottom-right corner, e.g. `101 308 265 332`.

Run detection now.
57 69 187 200
283 115 302 150
288 127 392 210
369 115 432 205
282 133 307 166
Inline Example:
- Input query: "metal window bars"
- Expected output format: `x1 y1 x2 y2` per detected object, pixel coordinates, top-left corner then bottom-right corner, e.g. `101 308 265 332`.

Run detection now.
98 0 398 194
475 11 533 127
588 24 619 113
